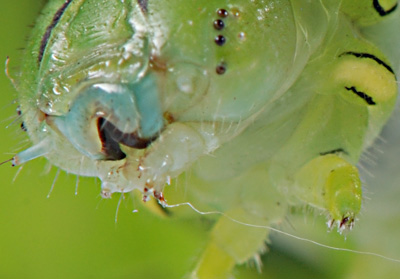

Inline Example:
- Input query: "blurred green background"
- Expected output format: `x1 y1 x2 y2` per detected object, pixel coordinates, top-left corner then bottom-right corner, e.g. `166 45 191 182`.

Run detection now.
1 1 400 279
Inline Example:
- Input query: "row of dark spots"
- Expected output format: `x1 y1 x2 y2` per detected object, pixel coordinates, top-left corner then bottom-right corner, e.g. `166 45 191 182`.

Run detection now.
214 9 228 75
17 106 27 132
214 9 227 45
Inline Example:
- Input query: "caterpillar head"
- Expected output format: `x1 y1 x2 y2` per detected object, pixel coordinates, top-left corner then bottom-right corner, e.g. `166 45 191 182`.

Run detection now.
13 0 308 200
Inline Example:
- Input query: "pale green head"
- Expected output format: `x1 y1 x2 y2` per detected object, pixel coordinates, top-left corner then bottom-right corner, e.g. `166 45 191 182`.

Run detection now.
12 0 399 207
14 0 319 197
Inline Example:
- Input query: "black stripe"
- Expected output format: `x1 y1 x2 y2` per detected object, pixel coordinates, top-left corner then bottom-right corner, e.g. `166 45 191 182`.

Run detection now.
38 0 73 64
373 0 398 16
345 86 376 105
340 51 394 75
320 148 348 156
137 0 148 13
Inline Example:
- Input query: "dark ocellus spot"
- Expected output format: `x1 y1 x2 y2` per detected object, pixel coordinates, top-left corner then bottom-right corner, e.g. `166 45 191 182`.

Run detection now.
215 35 226 46
38 0 73 65
20 122 27 132
213 19 225 30
216 62 227 75
217 8 229 17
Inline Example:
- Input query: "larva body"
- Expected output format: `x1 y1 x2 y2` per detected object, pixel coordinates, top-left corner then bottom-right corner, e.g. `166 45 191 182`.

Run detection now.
11 0 399 277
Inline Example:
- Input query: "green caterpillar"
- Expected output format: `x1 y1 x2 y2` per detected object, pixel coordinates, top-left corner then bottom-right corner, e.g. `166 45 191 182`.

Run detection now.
9 0 399 278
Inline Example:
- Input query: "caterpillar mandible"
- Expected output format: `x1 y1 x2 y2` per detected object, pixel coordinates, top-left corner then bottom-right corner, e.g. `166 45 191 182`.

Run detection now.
3 0 400 278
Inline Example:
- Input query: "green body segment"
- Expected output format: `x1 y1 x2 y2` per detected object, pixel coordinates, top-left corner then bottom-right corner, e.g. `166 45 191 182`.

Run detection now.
14 0 399 278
